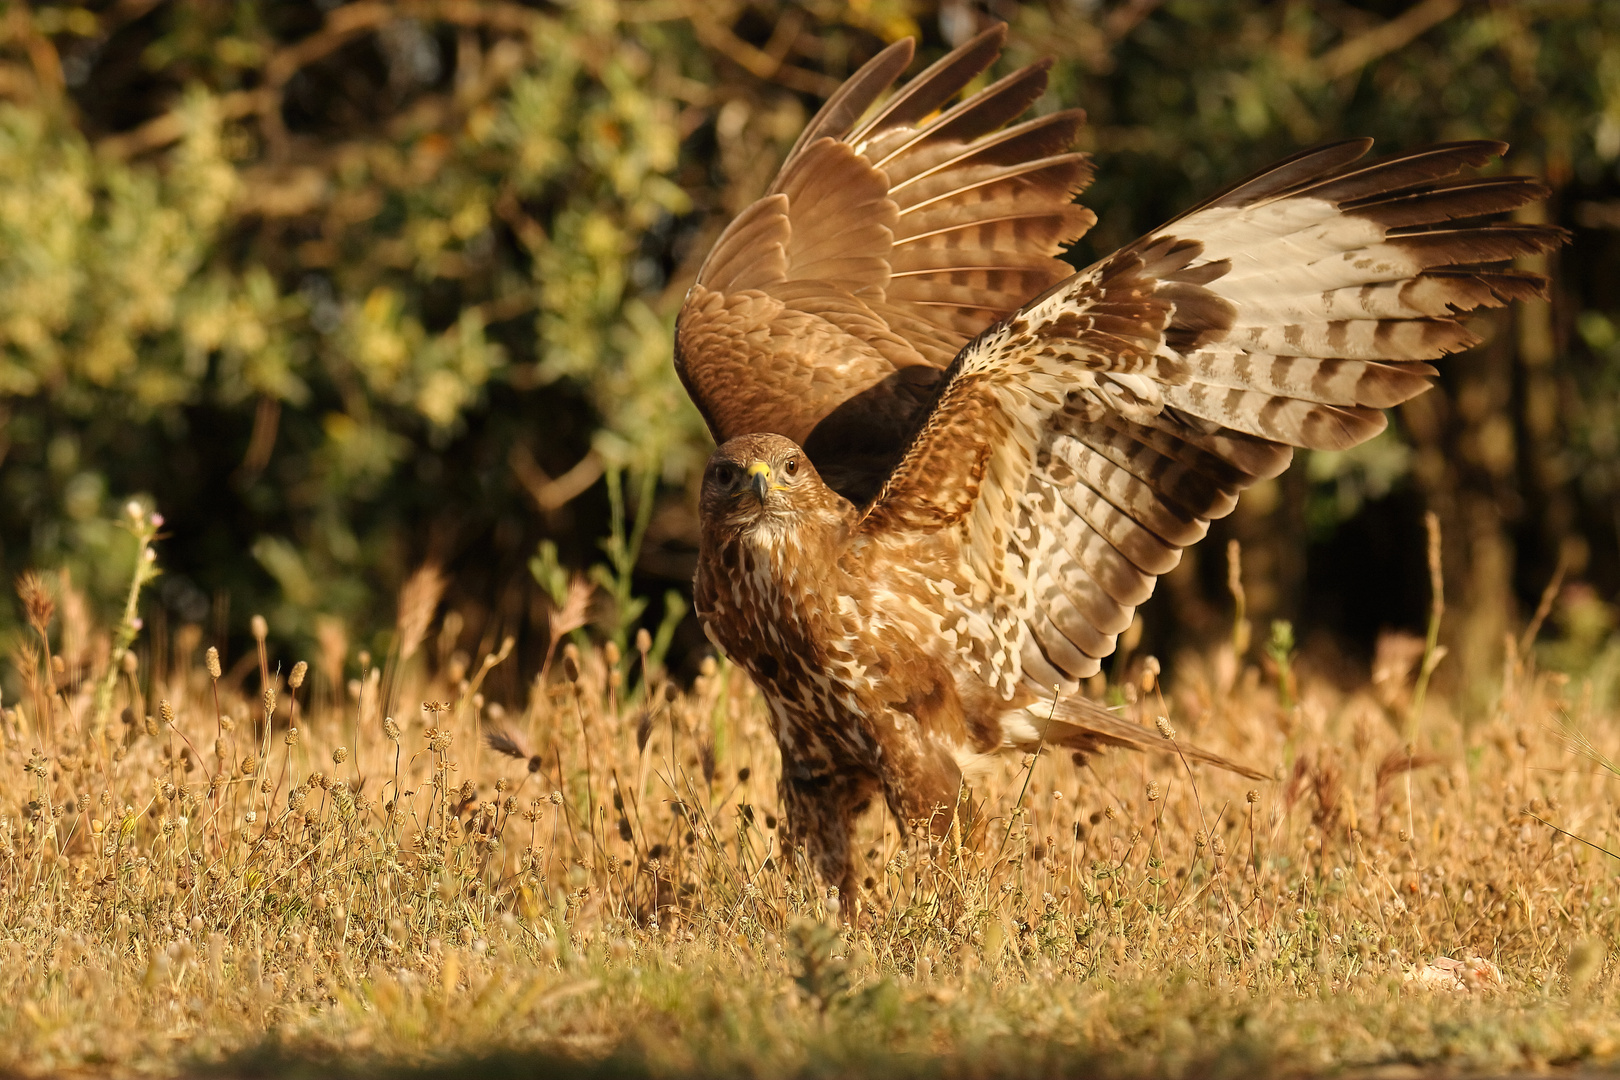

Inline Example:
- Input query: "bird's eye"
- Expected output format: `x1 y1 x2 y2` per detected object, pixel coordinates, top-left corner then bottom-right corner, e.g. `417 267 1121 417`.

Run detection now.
713 463 737 486
784 458 799 477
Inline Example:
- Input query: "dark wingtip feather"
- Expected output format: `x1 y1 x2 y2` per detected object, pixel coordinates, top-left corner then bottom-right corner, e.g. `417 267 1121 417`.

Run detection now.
1426 267 1553 304
784 37 916 161
1300 141 1516 205
1344 175 1551 229
1390 222 1568 267
851 23 1007 140
1192 139 1375 214
917 61 1057 149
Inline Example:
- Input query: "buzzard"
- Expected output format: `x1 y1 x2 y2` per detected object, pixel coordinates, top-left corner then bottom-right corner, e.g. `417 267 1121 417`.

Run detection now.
677 27 1563 904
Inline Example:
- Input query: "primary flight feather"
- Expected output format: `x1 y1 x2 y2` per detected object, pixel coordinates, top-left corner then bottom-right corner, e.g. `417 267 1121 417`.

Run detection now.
675 25 1564 905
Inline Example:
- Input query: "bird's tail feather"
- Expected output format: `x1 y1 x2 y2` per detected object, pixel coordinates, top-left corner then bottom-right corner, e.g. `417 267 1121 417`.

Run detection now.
1034 696 1271 781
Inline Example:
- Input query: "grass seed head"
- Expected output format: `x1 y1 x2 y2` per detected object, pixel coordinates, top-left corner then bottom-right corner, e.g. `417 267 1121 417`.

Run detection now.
16 571 55 634
396 564 446 662
1141 656 1161 693
205 646 221 679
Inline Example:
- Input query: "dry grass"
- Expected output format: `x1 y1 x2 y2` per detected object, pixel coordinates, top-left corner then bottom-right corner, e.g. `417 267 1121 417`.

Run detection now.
6 520 1620 1078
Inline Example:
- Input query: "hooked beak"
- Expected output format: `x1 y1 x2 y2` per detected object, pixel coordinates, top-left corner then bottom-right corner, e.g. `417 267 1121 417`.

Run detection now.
746 461 771 505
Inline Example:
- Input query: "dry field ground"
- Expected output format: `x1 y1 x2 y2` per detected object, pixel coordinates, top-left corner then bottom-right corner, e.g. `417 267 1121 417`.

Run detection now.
6 518 1620 1078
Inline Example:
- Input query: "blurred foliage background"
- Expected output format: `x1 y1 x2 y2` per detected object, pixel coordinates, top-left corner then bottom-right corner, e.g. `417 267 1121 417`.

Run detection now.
1 0 1618 704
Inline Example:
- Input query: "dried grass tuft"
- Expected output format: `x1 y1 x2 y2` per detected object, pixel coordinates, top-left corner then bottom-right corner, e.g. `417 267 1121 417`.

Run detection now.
0 553 1617 1078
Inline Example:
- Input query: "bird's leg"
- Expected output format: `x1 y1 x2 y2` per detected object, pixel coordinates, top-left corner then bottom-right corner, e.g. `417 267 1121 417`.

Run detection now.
878 739 962 845
779 770 878 919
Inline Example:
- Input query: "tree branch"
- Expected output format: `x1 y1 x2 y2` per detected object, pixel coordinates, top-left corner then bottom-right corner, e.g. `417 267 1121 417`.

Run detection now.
98 0 543 160
1317 0 1461 81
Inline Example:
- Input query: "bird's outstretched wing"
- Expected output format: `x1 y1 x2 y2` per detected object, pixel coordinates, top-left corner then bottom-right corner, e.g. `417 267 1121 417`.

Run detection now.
675 25 1094 501
861 140 1565 700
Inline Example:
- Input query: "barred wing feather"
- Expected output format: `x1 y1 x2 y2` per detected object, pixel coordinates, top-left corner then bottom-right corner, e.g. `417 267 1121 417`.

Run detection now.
862 140 1565 700
675 26 1094 502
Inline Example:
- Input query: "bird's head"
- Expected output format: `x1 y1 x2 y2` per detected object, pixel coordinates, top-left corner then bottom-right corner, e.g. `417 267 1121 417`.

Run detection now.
698 433 848 541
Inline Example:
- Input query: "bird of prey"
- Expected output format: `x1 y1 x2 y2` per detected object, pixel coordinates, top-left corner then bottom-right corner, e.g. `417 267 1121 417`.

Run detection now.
676 26 1563 903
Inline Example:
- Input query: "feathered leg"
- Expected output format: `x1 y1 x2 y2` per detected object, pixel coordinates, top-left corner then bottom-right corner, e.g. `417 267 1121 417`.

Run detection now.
878 742 962 841
778 770 878 914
